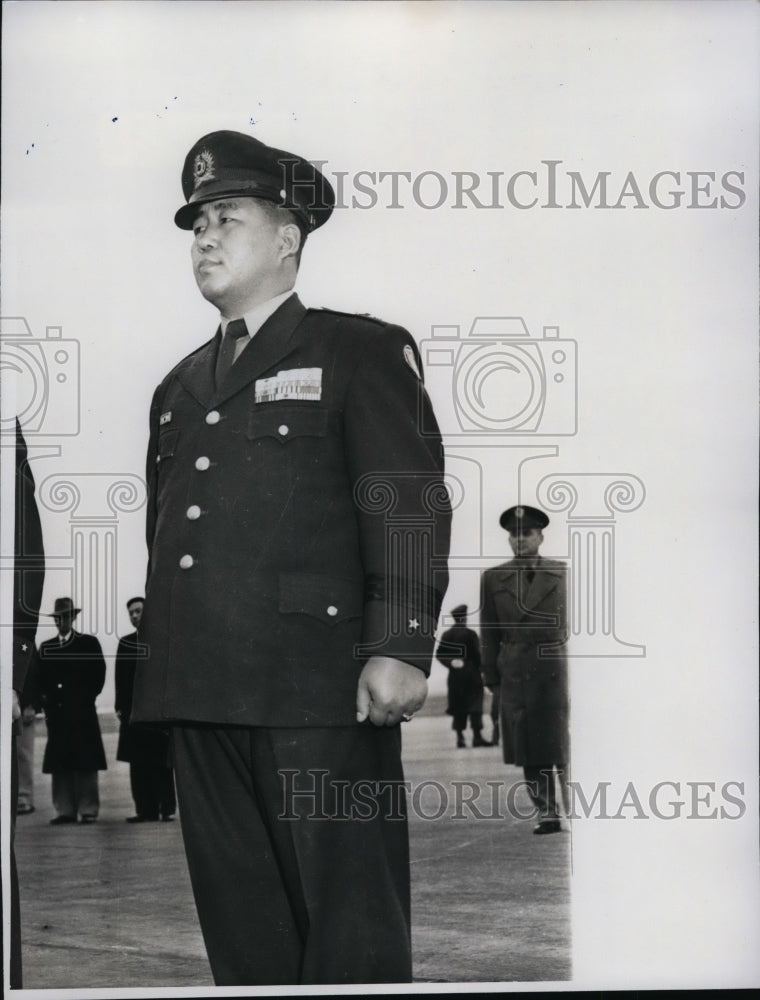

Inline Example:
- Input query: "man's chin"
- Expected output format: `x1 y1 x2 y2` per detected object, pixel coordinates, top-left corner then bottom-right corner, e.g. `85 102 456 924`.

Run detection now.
195 277 226 309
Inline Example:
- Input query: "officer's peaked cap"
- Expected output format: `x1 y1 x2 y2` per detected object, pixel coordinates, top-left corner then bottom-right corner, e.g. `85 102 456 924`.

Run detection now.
451 604 468 617
499 505 549 532
175 130 335 233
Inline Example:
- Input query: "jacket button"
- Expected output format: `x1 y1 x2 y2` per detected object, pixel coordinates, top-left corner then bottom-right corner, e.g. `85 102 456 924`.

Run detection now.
278 424 289 436
186 505 201 520
206 410 221 425
179 554 194 570
327 605 338 617
195 456 210 471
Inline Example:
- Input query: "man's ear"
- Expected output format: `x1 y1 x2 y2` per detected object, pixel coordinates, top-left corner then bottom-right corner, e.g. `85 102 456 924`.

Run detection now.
279 222 302 262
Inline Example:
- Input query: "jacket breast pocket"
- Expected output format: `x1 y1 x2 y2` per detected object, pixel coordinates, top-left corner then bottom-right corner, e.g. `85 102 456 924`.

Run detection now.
247 406 328 445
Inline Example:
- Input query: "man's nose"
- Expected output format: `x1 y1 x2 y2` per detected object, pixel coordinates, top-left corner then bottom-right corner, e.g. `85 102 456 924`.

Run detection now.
196 225 219 250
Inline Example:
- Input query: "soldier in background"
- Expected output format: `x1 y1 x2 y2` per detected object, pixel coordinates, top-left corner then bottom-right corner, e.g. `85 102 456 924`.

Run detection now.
436 604 490 748
115 597 175 822
480 505 570 834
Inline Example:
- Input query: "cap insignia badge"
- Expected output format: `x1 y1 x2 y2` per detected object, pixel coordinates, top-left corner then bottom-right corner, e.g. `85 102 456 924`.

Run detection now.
516 507 524 518
193 149 215 189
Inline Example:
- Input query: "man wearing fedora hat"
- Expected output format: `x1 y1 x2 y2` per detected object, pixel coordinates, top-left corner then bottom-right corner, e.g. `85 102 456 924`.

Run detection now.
480 505 570 834
38 598 107 824
131 130 450 984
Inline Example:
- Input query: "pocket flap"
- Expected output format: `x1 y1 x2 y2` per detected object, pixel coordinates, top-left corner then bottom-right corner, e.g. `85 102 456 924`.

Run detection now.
279 573 363 624
248 406 328 442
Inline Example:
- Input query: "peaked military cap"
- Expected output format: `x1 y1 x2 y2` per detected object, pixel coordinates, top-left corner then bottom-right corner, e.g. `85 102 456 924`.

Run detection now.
175 130 335 233
451 604 468 617
499 505 549 533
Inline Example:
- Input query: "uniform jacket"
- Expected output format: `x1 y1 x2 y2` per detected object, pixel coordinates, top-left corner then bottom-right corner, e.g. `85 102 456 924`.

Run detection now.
435 625 484 716
13 421 45 697
115 632 172 765
132 294 451 728
39 631 107 773
480 557 569 765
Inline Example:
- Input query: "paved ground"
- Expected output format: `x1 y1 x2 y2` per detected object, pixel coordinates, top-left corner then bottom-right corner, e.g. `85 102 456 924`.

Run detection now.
13 701 571 991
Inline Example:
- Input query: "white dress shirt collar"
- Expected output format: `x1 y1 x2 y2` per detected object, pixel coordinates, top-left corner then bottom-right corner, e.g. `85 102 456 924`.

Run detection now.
220 289 295 340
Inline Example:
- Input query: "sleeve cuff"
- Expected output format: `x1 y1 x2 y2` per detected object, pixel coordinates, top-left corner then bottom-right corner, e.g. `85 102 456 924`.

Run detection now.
355 599 438 674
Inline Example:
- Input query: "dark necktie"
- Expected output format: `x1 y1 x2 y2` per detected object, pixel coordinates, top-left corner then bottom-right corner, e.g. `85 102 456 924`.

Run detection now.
525 567 535 586
215 318 248 387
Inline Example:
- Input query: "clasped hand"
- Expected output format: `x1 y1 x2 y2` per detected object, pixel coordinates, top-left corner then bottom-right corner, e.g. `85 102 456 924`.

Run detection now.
356 655 427 727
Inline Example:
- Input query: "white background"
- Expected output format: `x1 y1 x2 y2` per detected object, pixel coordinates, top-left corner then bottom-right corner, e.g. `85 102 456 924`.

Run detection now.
2 0 758 990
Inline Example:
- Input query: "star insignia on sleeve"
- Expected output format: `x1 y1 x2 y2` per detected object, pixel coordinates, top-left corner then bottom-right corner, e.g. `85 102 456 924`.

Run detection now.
408 618 420 631
21 642 28 652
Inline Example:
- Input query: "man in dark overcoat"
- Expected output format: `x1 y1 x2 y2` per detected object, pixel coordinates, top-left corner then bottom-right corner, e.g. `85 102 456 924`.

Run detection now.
7 420 46 987
435 603 489 747
39 598 107 824
115 597 175 822
131 130 451 985
480 505 569 834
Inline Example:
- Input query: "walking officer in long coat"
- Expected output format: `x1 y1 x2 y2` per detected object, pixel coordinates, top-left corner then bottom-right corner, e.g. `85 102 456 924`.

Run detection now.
131 130 451 985
480 505 569 834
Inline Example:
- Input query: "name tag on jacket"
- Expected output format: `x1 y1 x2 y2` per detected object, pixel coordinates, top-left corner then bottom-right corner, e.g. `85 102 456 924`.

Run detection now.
255 368 322 403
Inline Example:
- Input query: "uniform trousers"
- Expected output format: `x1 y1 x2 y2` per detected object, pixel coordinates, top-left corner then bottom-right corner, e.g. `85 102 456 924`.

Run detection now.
172 723 412 986
523 763 570 819
129 762 176 820
450 709 483 734
51 770 99 819
16 716 36 809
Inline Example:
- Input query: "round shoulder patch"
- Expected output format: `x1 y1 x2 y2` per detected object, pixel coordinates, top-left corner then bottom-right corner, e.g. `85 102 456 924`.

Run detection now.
403 344 421 379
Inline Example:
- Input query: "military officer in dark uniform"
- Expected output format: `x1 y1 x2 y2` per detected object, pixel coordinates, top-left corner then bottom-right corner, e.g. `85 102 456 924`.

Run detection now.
435 603 489 748
131 130 451 985
115 597 175 822
39 598 107 824
480 505 570 834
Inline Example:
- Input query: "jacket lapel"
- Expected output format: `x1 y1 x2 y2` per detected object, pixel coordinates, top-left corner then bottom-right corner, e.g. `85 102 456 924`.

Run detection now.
212 293 308 406
492 559 560 620
491 567 522 605
523 558 560 611
175 337 219 409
